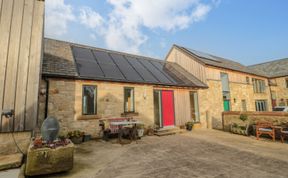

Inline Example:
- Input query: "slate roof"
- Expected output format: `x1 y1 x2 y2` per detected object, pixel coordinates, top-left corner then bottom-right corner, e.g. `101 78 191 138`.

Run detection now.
43 38 207 88
248 58 288 78
174 45 267 77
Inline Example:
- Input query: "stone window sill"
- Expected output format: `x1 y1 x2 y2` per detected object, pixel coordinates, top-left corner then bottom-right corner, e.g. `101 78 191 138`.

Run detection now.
121 112 139 117
77 115 101 121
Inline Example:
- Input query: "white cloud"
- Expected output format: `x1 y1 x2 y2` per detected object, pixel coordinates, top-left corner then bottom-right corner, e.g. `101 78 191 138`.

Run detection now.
101 0 215 53
191 4 212 22
45 0 75 36
79 7 104 29
45 0 219 54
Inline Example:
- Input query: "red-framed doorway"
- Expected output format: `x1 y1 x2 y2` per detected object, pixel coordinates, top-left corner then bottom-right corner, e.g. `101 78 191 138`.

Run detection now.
153 90 175 128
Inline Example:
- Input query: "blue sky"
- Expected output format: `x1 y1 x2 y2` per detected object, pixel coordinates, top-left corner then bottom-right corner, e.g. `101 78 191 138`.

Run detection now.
45 0 288 65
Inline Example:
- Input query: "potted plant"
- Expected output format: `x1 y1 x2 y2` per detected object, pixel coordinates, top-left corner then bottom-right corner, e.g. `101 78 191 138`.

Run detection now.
145 125 156 136
185 121 194 131
67 130 84 144
136 124 145 137
239 114 248 122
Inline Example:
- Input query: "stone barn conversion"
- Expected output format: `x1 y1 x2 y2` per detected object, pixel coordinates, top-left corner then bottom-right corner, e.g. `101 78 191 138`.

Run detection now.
166 45 273 128
39 39 208 137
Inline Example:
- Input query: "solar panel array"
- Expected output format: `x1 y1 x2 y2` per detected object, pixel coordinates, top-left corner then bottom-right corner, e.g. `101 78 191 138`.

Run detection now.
187 48 220 62
72 46 200 87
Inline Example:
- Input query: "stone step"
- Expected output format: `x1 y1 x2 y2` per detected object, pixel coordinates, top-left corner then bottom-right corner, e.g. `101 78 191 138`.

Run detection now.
0 153 23 171
154 127 186 136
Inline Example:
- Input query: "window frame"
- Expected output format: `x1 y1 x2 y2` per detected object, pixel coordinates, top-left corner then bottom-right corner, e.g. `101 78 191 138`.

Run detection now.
124 87 135 113
189 91 200 123
82 85 97 115
255 100 267 111
252 78 266 93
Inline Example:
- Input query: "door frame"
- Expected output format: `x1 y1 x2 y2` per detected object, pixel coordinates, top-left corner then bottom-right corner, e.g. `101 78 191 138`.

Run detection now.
154 89 175 128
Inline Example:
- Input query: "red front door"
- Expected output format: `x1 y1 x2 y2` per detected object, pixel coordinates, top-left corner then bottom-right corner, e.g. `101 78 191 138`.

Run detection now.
161 90 175 127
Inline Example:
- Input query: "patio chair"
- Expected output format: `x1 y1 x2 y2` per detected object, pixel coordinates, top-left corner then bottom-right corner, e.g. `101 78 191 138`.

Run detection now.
256 121 275 141
280 127 288 143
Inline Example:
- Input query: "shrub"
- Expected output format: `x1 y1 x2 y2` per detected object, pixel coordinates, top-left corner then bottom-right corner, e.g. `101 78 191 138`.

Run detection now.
239 114 248 122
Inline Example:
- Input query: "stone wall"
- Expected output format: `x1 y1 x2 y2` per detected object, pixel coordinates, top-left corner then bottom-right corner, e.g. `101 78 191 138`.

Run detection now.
270 77 288 106
198 79 272 130
40 79 156 137
222 111 288 131
0 132 31 155
38 78 205 137
198 80 223 129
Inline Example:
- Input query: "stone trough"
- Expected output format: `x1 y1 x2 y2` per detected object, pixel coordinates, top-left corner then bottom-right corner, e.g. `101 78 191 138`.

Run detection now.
25 141 74 176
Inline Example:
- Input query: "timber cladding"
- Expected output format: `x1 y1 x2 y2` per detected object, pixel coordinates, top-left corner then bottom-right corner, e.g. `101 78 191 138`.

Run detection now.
0 0 44 132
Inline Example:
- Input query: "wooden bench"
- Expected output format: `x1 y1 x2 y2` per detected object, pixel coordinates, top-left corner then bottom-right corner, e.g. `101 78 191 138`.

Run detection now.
256 121 275 141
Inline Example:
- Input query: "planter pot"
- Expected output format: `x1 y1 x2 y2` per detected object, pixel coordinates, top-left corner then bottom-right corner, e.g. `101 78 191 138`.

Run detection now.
25 141 74 176
83 134 91 142
70 136 83 144
137 129 144 137
230 124 249 136
179 125 185 129
186 125 193 131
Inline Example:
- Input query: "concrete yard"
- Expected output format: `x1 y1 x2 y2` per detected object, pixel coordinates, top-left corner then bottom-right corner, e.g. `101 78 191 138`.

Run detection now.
35 129 288 178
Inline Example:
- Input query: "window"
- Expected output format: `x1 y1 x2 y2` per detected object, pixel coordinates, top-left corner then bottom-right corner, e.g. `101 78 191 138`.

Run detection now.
246 77 250 84
190 91 200 122
255 100 267 111
124 87 135 112
252 78 266 93
220 73 230 92
82 85 97 115
241 100 247 111
286 78 288 88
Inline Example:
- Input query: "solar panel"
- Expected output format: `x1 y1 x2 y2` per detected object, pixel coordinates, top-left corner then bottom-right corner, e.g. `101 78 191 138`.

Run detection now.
72 46 94 61
149 61 177 84
75 60 105 78
187 48 220 62
72 46 104 77
70 45 205 87
110 54 143 81
125 56 158 83
93 50 115 65
99 63 125 80
138 59 172 84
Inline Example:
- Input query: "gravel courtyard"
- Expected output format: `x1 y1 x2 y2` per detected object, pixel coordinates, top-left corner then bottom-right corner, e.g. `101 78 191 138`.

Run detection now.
38 129 288 178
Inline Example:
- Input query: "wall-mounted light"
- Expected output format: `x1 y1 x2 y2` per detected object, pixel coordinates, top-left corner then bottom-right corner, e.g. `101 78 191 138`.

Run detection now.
143 88 147 100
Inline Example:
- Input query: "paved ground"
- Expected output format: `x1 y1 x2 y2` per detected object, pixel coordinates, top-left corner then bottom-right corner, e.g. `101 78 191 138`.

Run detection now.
33 130 288 178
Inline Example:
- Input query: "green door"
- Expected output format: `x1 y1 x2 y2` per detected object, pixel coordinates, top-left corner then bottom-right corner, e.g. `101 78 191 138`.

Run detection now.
223 100 230 111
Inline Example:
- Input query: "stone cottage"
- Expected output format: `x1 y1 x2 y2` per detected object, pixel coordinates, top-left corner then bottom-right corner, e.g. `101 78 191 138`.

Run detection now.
39 39 208 137
249 58 288 108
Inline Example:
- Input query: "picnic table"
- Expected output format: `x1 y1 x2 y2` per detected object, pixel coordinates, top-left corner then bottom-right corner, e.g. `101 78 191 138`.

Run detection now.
110 120 143 142
99 118 143 142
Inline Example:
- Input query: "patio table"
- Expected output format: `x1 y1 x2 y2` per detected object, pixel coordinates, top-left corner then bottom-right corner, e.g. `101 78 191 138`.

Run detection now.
110 120 143 143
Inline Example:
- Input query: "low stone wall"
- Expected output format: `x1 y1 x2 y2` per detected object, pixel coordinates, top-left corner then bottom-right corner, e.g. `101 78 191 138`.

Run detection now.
0 132 31 155
222 111 288 131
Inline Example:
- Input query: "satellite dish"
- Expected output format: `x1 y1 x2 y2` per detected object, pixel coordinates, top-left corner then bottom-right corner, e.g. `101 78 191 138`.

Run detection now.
41 116 60 142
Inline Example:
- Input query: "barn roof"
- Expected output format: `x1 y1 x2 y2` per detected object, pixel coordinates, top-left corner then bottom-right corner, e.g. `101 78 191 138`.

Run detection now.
248 58 288 78
174 45 268 78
